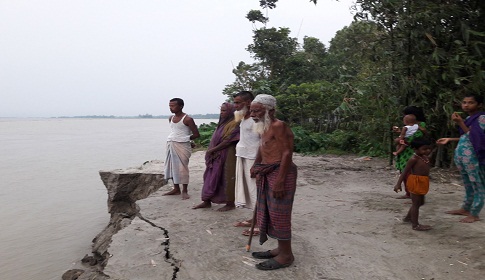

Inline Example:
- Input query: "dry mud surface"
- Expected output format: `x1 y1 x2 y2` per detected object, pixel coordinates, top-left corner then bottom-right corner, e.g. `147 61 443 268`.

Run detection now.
101 152 485 280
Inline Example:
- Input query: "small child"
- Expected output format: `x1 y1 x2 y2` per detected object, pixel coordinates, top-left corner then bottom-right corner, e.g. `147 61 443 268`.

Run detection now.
393 114 419 156
394 138 433 231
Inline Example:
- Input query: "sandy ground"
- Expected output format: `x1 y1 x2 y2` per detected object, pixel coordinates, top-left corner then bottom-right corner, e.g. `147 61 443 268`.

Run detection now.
99 151 485 280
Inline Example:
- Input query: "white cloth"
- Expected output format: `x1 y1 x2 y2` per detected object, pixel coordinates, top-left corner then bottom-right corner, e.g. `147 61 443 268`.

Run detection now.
404 124 419 138
164 141 191 184
235 117 260 159
167 114 192 142
234 157 257 209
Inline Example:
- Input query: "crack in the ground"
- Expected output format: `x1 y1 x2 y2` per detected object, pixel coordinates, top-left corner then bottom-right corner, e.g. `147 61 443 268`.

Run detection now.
138 214 180 280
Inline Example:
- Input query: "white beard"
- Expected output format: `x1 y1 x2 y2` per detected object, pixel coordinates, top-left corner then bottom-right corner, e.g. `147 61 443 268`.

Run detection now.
234 107 247 122
252 111 271 135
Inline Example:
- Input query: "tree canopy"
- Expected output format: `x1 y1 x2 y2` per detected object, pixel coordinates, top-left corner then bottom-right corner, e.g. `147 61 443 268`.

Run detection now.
221 0 485 164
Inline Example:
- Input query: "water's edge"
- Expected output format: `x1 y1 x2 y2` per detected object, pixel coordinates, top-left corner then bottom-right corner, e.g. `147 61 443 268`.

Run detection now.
62 161 166 280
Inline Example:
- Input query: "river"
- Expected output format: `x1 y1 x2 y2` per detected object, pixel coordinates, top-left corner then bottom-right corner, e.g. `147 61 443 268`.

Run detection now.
0 118 214 280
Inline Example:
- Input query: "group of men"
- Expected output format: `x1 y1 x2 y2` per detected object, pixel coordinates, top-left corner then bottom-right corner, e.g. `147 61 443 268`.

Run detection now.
162 92 297 270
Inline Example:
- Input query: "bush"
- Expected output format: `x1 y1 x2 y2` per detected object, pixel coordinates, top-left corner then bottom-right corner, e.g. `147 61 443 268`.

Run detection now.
291 126 387 156
196 123 388 157
195 122 217 148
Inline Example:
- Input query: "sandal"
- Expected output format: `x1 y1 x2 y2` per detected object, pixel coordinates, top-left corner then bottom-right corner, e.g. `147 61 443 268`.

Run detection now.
255 258 291 270
412 224 432 231
233 221 251 227
252 250 274 259
242 228 260 236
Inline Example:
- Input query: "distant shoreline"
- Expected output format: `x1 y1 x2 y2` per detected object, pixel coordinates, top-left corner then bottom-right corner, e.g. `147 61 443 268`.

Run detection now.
53 113 219 119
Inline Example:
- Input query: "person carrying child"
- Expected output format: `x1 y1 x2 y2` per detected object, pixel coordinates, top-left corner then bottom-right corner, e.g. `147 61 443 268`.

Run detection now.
393 106 428 199
393 114 419 156
436 93 485 223
394 138 433 231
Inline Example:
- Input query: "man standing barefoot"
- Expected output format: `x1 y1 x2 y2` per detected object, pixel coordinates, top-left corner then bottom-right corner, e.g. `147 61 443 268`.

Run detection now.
249 94 298 270
163 98 200 200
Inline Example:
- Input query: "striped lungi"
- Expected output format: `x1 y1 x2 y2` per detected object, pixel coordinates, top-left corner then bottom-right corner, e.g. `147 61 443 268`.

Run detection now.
253 162 297 245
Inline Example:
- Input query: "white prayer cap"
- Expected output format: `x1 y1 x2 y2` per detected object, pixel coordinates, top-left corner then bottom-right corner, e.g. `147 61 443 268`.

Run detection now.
252 94 276 109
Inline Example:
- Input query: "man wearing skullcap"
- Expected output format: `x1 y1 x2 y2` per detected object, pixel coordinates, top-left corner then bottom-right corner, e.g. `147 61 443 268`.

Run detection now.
249 94 298 270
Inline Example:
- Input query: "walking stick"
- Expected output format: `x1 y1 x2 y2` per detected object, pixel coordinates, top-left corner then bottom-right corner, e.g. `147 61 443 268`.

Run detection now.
245 204 258 252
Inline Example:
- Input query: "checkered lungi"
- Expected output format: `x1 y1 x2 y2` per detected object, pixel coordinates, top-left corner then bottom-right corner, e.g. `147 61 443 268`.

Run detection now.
252 162 298 245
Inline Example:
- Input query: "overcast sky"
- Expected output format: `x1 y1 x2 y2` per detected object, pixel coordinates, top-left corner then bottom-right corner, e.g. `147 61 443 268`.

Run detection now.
0 0 355 117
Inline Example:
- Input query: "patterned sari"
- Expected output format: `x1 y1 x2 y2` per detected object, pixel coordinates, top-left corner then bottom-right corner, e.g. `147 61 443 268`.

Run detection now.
454 113 485 216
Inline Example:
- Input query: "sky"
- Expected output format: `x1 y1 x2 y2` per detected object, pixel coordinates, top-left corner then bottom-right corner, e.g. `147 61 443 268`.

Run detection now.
0 0 356 117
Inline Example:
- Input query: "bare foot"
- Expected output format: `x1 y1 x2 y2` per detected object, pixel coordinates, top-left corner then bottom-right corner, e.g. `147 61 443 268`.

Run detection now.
182 192 190 200
192 201 211 209
413 224 432 231
445 209 469 216
217 204 235 212
402 216 411 223
163 189 181 196
460 215 480 223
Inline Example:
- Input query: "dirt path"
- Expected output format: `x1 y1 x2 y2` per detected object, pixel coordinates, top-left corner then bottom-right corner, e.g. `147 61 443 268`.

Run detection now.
103 152 485 280
289 154 485 279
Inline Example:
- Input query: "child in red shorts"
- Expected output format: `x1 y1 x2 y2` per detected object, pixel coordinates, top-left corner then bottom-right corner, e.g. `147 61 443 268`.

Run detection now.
394 138 433 231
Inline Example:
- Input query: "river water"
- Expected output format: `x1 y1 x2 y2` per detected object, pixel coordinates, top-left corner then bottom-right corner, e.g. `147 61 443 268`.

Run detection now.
0 118 214 280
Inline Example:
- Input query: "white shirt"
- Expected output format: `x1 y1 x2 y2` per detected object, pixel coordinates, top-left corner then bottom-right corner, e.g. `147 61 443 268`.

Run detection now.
405 124 419 138
235 117 260 159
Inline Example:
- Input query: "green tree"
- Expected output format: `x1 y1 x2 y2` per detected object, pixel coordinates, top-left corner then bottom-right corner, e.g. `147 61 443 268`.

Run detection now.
278 36 328 86
354 0 485 165
247 27 298 79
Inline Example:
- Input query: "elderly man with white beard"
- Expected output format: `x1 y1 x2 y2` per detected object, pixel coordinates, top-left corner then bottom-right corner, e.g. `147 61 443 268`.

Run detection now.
232 91 262 236
249 94 298 270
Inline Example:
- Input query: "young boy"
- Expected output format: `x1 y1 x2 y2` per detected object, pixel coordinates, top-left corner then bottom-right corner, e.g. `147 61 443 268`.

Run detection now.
394 138 433 231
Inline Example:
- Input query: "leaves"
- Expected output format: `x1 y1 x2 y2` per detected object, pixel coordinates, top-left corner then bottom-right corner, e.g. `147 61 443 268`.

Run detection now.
221 0 485 159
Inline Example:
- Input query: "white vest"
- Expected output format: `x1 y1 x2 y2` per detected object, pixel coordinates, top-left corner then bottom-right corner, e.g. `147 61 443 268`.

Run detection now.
167 114 192 142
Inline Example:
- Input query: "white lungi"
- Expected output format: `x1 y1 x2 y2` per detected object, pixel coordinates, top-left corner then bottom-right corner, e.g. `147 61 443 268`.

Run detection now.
234 156 257 209
164 141 191 184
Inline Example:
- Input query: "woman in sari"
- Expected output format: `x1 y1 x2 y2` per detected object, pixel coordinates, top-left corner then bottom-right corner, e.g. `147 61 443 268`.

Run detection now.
437 94 485 223
394 106 427 199
193 102 240 211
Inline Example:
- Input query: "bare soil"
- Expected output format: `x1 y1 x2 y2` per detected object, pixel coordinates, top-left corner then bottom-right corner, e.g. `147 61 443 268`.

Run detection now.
102 152 485 280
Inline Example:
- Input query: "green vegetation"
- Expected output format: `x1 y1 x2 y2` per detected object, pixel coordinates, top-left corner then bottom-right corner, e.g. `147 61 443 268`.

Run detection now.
217 0 485 166
194 122 218 148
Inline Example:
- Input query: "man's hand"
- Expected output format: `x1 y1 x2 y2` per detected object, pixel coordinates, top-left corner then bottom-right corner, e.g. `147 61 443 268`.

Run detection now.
250 167 256 178
394 184 402 193
272 181 285 199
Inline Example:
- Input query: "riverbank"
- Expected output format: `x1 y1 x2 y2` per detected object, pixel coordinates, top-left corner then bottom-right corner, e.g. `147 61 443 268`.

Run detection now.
65 151 485 280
